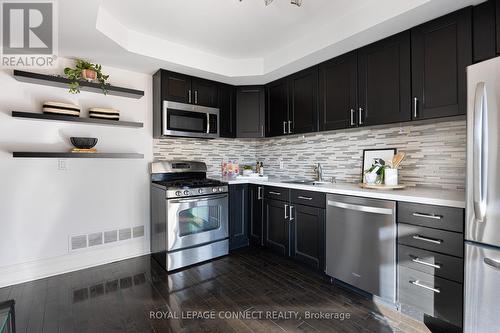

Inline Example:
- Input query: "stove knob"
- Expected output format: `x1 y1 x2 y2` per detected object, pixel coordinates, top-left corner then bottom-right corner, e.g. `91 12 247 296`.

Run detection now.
212 188 218 193
175 191 182 196
183 190 190 196
198 189 204 194
219 187 224 192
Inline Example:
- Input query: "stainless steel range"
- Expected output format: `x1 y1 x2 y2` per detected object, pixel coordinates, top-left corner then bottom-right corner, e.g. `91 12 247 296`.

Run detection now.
150 161 228 271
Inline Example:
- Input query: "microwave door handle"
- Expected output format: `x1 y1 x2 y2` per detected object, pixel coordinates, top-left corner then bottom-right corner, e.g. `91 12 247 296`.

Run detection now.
473 82 488 223
206 113 210 134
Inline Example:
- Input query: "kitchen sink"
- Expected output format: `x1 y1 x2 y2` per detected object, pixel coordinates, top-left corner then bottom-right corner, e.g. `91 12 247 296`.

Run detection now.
283 180 330 186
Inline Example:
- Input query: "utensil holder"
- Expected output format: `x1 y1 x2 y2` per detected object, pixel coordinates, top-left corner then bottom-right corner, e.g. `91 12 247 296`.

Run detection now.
384 168 398 186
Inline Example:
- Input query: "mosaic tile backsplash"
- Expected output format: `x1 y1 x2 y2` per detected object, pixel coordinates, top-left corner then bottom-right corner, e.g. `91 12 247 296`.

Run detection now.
154 119 466 190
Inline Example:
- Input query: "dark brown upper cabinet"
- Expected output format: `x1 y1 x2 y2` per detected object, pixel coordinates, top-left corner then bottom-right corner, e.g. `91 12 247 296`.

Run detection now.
219 84 237 138
191 78 219 108
160 70 219 108
266 66 318 136
288 66 319 134
319 52 358 131
236 86 265 138
161 70 192 104
473 0 496 63
266 78 288 137
411 8 472 120
358 31 411 126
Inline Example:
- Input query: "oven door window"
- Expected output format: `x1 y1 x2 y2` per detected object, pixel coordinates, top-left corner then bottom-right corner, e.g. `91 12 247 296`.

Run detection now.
178 205 221 237
167 109 207 133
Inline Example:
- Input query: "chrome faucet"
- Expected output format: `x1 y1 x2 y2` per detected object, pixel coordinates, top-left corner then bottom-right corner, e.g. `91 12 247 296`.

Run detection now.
314 163 324 182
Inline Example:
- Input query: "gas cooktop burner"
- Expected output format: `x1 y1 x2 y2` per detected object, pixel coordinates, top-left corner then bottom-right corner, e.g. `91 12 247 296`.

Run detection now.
153 179 226 189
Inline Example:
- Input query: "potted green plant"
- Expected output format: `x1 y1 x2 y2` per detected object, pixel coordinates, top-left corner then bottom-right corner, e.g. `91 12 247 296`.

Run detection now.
64 59 110 94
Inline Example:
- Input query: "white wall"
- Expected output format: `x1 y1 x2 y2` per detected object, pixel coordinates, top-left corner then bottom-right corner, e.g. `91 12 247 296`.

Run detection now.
0 59 153 287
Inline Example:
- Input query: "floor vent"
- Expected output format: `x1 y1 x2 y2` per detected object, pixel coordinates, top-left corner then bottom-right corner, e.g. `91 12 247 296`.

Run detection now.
133 226 144 238
104 230 118 243
69 225 144 252
119 228 132 241
88 232 103 247
71 235 87 250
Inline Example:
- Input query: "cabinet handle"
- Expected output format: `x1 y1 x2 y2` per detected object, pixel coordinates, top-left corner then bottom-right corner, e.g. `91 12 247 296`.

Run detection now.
350 109 355 126
269 191 281 196
298 196 313 201
288 120 292 134
409 280 440 293
189 90 192 103
257 187 263 200
412 235 443 245
284 204 289 219
412 212 443 220
413 97 418 118
283 121 287 134
289 205 295 221
410 256 441 269
261 125 264 137
358 107 363 125
195 91 198 104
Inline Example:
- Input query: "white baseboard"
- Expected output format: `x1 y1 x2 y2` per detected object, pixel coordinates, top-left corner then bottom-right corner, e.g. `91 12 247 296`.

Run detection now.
0 241 149 288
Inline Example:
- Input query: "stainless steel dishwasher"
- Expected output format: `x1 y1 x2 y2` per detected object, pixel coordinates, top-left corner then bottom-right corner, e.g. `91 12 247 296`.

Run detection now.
326 194 396 303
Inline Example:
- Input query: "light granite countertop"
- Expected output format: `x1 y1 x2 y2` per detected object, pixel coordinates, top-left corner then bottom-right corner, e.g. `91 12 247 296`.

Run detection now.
216 177 465 208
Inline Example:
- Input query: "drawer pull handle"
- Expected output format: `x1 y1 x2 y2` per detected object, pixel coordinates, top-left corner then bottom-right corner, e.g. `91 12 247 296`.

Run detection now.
412 212 443 220
410 280 440 293
410 256 442 269
412 235 442 244
269 191 281 196
298 196 313 200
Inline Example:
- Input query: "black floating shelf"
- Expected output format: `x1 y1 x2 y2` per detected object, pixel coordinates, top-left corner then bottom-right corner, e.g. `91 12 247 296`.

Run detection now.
12 111 143 128
13 152 144 159
13 70 145 99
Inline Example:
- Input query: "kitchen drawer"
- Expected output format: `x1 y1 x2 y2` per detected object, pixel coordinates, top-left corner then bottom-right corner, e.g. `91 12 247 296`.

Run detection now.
398 244 463 283
398 266 463 328
291 189 325 208
398 223 463 257
264 186 290 202
398 202 464 232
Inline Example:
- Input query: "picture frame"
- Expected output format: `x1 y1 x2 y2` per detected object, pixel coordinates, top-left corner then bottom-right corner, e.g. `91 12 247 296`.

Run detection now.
361 148 397 182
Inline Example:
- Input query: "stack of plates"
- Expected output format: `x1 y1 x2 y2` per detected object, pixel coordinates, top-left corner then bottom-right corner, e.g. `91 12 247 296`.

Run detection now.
89 108 120 121
43 101 81 117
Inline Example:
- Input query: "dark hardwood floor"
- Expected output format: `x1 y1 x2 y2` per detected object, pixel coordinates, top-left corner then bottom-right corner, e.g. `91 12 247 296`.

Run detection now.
0 247 429 333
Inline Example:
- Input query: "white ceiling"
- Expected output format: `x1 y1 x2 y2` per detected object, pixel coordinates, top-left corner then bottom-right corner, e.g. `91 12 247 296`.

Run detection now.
58 0 485 85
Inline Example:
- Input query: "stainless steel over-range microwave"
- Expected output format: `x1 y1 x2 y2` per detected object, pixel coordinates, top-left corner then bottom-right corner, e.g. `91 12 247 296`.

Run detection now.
160 101 219 139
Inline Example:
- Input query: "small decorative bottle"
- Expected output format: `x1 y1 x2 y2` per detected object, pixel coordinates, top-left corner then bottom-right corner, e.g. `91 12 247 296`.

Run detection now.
259 162 264 176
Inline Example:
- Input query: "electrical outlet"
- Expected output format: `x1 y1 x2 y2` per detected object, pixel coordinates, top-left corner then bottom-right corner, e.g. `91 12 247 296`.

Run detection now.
58 159 67 171
279 158 284 170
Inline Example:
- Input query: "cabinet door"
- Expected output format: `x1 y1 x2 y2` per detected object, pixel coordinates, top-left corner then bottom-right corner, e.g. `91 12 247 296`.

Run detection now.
319 52 358 131
229 184 249 250
249 185 265 246
236 86 265 138
266 79 288 137
192 78 219 107
472 0 496 63
219 84 236 138
265 199 289 256
161 70 192 104
411 8 472 120
288 66 319 134
358 31 411 126
291 204 325 270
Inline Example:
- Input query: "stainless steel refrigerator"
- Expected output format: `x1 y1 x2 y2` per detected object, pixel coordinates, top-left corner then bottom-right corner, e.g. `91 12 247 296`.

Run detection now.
465 57 500 332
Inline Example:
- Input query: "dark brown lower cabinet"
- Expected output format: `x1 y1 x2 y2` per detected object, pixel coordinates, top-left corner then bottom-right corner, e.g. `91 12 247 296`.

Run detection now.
249 184 265 246
290 204 325 270
229 184 249 250
264 198 289 256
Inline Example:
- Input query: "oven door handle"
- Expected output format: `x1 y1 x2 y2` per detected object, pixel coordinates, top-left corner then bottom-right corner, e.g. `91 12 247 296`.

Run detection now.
170 194 227 204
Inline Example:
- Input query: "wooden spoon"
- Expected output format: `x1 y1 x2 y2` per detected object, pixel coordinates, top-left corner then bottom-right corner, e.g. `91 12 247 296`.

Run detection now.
392 152 406 169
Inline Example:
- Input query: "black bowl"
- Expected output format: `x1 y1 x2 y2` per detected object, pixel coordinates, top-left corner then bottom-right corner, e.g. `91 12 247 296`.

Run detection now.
70 137 98 149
